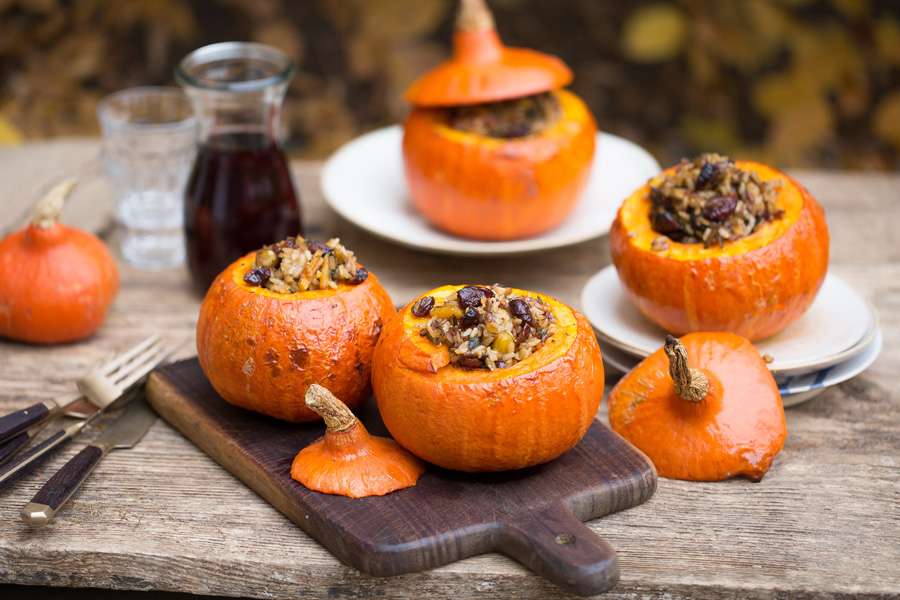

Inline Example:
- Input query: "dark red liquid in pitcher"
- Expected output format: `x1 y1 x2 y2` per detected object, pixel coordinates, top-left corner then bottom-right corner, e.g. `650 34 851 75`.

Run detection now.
184 132 301 292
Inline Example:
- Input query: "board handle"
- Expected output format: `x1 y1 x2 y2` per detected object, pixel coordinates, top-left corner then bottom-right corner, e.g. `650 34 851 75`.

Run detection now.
501 502 618 596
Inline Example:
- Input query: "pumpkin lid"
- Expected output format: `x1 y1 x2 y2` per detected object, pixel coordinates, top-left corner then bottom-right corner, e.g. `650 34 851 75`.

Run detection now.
404 0 573 107
290 385 424 498
607 333 787 482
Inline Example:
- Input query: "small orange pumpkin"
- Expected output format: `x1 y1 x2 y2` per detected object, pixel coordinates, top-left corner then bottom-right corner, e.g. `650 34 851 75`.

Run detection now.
402 0 596 240
608 333 786 481
291 384 424 498
196 247 394 422
0 180 119 344
372 285 604 472
610 161 829 341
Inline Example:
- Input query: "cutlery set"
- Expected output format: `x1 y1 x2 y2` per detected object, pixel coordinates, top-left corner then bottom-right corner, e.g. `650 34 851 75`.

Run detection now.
0 335 180 525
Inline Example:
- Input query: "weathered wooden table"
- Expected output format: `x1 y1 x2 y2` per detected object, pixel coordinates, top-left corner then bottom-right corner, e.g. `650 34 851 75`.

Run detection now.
0 140 898 599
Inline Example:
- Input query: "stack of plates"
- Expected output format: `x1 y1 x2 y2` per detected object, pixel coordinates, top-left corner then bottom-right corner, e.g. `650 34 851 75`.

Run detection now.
581 266 882 407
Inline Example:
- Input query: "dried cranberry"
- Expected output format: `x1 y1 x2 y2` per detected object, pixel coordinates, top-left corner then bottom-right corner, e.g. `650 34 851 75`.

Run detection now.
477 286 495 298
703 195 738 222
457 286 488 309
516 323 533 344
509 298 533 325
459 307 480 329
350 267 368 284
243 267 271 287
457 356 484 370
696 162 720 190
307 240 331 254
651 209 682 234
412 296 434 317
649 187 668 206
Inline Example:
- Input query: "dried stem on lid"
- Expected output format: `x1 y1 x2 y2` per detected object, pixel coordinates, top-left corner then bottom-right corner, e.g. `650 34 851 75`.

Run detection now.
664 335 709 402
457 0 495 32
304 384 356 432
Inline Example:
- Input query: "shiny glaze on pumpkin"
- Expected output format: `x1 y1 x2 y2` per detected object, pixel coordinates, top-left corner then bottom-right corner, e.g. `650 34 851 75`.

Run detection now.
196 253 394 422
372 285 604 472
610 162 829 341
403 90 596 240
608 332 786 481
0 222 118 344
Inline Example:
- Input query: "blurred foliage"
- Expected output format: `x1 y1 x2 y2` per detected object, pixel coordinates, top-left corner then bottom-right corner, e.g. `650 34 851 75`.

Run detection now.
1 0 899 169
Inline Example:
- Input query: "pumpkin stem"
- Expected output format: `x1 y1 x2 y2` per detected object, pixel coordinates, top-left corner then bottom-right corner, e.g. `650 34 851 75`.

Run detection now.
304 384 357 432
457 0 495 32
664 335 709 403
32 178 77 229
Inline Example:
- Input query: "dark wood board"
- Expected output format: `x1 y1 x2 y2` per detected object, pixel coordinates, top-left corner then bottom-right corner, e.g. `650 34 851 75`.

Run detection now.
146 359 657 596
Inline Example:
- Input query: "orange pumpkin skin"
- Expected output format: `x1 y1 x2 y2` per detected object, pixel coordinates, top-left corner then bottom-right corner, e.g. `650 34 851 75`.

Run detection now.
610 163 829 341
196 253 395 422
372 285 605 472
402 90 596 241
608 332 786 481
0 223 119 344
404 29 572 107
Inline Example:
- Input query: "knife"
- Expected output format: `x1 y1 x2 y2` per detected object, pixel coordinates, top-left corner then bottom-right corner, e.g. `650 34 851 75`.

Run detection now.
21 397 157 526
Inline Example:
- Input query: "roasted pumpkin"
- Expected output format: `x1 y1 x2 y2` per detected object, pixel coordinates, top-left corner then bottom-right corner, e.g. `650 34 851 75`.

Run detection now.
372 284 604 472
610 159 829 341
608 333 786 481
402 0 596 240
0 180 119 344
291 384 424 498
196 239 394 422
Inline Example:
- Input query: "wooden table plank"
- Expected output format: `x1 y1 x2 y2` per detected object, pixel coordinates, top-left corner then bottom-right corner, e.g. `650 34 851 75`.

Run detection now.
0 140 898 598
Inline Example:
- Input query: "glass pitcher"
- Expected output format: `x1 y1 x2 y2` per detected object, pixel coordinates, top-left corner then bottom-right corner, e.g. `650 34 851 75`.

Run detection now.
176 42 302 293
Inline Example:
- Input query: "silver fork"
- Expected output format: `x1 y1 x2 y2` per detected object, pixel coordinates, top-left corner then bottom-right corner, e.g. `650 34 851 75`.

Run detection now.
0 336 181 489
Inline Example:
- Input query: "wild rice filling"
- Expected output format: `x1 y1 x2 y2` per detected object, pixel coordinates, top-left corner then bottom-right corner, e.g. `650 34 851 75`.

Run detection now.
648 153 784 249
446 92 561 138
413 285 556 370
243 236 367 293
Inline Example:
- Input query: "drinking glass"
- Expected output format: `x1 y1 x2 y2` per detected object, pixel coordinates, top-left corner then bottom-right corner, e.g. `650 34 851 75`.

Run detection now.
97 87 197 269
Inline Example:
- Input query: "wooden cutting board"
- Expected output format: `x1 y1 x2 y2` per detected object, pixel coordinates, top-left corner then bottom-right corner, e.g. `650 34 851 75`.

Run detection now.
146 359 656 596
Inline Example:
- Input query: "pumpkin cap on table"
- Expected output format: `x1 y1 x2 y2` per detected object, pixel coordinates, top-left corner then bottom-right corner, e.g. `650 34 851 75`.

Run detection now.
290 384 424 498
404 0 572 107
608 332 786 482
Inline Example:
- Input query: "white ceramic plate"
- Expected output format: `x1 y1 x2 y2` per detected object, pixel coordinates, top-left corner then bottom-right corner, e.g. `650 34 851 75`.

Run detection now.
601 325 883 407
581 265 876 375
321 125 660 256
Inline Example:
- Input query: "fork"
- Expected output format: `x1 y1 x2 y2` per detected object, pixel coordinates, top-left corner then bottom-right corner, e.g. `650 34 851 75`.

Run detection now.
0 335 180 489
0 335 161 450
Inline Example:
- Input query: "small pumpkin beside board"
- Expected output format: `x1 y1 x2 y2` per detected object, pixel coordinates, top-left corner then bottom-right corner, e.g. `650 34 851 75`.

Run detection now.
0 180 119 344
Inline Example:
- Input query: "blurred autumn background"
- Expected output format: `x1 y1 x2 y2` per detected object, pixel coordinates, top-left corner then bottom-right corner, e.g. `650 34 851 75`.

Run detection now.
2 0 900 169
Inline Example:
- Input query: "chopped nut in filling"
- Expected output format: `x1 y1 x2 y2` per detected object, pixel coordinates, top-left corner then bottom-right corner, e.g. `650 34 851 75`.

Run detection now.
446 92 561 138
412 285 556 370
649 153 784 249
243 236 367 293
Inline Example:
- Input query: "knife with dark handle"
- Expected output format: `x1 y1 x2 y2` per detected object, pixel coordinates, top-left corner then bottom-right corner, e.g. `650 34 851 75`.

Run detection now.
0 392 80 446
0 430 34 466
22 397 157 526
0 420 87 492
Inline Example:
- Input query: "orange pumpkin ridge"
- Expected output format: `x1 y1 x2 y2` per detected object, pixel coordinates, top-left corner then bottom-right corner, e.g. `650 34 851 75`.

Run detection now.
610 162 829 341
0 180 119 344
608 332 786 482
403 90 596 240
291 384 424 498
372 285 604 472
196 252 394 422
